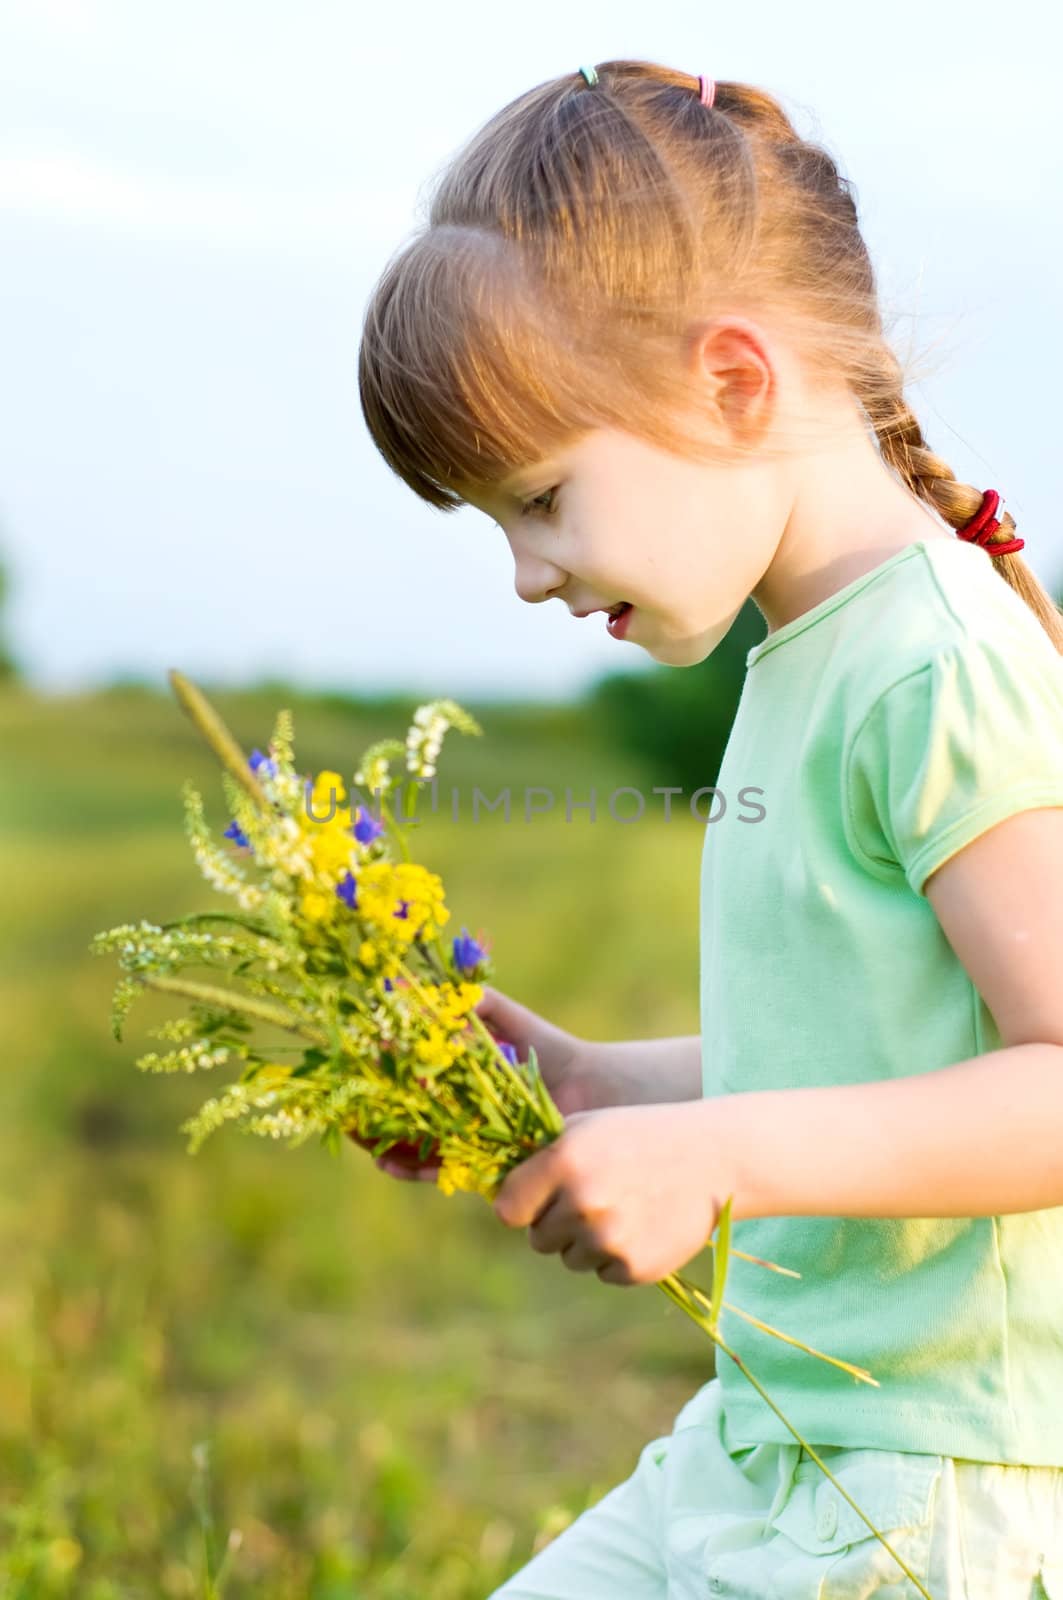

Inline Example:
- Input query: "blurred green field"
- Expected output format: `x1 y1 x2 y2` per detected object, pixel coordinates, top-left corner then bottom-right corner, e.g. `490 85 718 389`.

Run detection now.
0 679 715 1599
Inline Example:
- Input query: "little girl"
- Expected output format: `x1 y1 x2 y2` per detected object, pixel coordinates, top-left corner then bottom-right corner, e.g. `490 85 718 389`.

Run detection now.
356 61 1063 1599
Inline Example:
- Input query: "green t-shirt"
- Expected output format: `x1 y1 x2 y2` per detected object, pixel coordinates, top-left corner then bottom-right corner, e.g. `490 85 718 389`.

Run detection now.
700 536 1063 1466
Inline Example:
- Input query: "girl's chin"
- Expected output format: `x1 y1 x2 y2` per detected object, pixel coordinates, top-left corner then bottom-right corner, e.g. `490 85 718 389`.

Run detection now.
644 627 714 667
675 621 739 665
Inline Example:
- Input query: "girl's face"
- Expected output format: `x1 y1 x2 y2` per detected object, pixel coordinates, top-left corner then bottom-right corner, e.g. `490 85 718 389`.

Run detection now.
460 422 791 667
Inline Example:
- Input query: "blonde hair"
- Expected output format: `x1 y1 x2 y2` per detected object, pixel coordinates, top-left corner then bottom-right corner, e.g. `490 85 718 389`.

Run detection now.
358 60 1063 651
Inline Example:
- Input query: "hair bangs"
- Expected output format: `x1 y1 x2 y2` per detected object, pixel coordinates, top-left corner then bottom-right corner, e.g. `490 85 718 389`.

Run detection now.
358 226 609 512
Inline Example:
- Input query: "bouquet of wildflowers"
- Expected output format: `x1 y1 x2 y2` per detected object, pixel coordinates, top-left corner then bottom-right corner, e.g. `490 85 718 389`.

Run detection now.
91 671 567 1196
88 671 938 1599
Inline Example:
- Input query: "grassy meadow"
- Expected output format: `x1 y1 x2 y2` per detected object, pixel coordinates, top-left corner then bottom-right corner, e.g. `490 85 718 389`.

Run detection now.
0 679 716 1598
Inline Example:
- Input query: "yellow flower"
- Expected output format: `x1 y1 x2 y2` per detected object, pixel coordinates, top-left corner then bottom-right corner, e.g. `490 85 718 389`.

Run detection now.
310 769 348 805
353 860 449 947
434 980 483 1030
252 1063 293 1089
437 1158 481 1198
301 770 352 843
305 818 356 879
300 888 334 923
414 1024 463 1069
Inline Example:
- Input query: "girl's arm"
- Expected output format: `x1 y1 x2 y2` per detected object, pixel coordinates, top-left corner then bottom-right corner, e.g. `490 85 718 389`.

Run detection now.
721 1039 1063 1220
721 808 1063 1221
473 986 701 1111
586 1034 702 1106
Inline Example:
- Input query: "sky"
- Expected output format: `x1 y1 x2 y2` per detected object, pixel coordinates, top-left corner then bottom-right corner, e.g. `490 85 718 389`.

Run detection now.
0 0 1059 702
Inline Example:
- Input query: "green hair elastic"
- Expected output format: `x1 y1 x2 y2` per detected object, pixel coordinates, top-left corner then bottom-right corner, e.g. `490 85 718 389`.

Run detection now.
578 65 599 86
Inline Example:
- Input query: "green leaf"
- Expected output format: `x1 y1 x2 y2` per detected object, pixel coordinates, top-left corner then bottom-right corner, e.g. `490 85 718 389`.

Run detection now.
290 1047 329 1079
710 1196 733 1331
477 1125 513 1145
479 1100 510 1137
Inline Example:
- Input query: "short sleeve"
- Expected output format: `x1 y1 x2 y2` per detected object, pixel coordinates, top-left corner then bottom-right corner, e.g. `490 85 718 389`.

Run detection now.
846 635 1063 896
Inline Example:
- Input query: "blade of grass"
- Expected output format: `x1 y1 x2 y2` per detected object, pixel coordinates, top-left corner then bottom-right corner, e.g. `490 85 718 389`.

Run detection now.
709 1196 732 1327
169 670 272 810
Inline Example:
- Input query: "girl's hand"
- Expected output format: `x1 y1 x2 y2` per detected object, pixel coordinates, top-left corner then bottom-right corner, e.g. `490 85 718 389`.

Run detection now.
347 1128 443 1182
492 1101 728 1286
472 984 613 1117
347 984 611 1182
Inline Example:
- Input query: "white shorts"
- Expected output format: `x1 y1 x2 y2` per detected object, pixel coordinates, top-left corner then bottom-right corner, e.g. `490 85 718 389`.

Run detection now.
489 1376 1063 1599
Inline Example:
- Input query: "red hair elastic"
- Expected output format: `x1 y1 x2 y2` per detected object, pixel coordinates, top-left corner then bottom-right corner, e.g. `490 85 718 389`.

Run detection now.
957 489 1024 556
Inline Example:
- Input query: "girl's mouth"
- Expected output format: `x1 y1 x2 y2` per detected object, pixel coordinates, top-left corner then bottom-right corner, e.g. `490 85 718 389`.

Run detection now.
606 602 634 639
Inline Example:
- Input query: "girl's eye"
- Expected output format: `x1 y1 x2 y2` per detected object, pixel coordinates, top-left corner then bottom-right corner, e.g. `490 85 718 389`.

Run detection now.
520 486 560 518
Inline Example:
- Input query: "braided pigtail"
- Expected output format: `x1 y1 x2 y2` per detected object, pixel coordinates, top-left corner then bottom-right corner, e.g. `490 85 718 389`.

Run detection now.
861 355 1063 653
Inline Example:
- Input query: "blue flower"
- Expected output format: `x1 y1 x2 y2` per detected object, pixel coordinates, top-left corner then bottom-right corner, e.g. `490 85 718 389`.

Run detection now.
499 1042 518 1066
352 805 384 845
383 977 394 992
336 871 358 909
453 927 486 973
393 899 410 920
224 820 250 849
249 748 278 778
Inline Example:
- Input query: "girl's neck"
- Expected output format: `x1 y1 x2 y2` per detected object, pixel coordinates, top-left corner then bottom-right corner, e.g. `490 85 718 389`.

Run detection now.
751 406 954 637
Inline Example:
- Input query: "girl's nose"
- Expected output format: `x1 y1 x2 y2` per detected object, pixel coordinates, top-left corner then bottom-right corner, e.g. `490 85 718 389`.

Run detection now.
512 551 567 606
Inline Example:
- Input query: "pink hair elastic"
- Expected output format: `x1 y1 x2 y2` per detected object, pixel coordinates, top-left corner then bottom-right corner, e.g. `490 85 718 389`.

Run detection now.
699 75 716 107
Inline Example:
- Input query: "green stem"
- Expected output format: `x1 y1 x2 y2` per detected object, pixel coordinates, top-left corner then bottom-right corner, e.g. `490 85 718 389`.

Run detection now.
707 1238 802 1278
169 670 272 811
399 778 423 828
401 950 552 1130
670 1274 876 1386
157 911 274 939
466 1008 558 1130
416 937 449 984
715 1335 934 1599
376 794 412 864
139 974 329 1046
395 959 519 1131
718 1301 876 1386
655 1274 935 1600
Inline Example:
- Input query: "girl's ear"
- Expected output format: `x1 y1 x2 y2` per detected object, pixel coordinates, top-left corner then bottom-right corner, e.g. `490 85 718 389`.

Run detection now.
684 316 776 446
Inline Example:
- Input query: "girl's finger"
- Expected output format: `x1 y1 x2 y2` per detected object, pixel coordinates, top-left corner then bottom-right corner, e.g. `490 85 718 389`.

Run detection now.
473 986 520 1030
376 1156 414 1180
